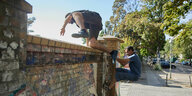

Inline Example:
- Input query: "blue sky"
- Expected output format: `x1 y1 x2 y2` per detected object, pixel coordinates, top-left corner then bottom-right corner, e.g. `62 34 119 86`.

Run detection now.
26 0 114 45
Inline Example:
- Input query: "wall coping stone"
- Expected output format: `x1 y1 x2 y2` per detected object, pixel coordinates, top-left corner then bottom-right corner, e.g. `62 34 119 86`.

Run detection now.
98 35 124 43
27 35 102 53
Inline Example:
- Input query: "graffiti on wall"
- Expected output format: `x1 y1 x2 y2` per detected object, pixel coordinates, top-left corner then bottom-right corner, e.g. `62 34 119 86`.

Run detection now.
83 63 98 96
27 67 59 95
9 84 37 96
21 62 98 96
25 43 101 95
26 52 87 65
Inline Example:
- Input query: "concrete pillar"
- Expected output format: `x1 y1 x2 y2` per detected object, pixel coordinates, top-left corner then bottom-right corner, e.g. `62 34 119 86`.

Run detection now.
0 0 32 95
103 35 124 51
98 35 124 51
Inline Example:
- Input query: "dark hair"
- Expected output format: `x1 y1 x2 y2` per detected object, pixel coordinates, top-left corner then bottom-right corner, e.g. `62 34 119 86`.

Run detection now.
65 12 72 18
126 46 134 51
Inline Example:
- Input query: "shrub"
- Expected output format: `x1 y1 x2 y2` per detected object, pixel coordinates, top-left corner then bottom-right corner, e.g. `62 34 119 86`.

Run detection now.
153 64 162 71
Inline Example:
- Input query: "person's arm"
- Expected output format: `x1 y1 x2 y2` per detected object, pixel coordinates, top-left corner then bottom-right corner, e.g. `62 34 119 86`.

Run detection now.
60 15 73 36
117 58 130 66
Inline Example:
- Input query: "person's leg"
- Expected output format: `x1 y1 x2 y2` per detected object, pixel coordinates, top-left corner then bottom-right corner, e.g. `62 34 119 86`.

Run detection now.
88 27 118 54
71 12 89 38
116 68 130 73
89 35 118 64
89 37 112 53
116 71 139 81
72 12 85 30
108 68 127 89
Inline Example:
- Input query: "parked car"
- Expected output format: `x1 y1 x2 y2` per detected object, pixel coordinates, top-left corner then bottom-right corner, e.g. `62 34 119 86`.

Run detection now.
181 61 188 65
160 60 176 69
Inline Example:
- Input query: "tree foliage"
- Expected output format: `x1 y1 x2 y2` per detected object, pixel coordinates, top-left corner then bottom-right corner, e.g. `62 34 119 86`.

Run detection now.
27 17 36 33
175 19 192 59
105 21 112 35
108 0 142 35
161 0 192 59
162 0 192 36
106 0 191 58
109 0 166 56
142 0 169 23
142 0 168 57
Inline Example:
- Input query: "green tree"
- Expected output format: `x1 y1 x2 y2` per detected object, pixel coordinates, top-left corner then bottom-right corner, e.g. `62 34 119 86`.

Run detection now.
142 0 169 23
141 22 166 56
161 40 171 59
142 0 168 58
118 11 165 56
105 21 112 35
175 19 192 59
107 0 166 57
118 12 143 55
110 0 127 35
160 0 192 59
99 30 105 37
109 0 142 35
27 17 36 33
108 0 144 56
161 0 192 36
119 12 165 55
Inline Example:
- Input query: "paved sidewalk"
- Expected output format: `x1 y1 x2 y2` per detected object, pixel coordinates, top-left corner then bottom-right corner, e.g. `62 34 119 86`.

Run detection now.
120 83 192 96
119 63 192 96
162 63 192 88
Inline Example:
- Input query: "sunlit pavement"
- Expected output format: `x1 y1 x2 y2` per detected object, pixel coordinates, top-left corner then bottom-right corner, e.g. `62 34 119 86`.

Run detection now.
119 63 192 96
162 63 192 88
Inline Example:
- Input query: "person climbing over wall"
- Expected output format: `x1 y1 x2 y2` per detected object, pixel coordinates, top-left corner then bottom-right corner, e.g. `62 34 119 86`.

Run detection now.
60 10 118 63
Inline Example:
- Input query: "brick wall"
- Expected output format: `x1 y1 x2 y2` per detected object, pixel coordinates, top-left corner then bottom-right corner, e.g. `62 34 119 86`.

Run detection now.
1 34 114 96
25 35 108 96
0 0 116 96
0 0 32 96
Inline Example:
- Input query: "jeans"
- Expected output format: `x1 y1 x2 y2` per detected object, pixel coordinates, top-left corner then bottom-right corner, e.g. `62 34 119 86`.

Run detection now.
115 68 139 81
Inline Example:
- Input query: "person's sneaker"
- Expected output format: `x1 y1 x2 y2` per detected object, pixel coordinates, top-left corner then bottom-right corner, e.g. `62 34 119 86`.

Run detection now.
110 50 118 64
72 29 89 38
